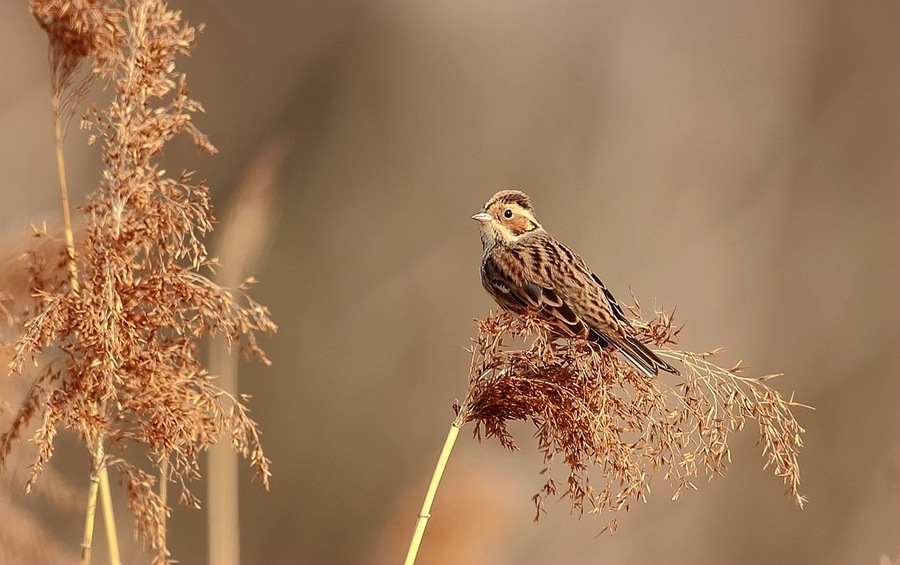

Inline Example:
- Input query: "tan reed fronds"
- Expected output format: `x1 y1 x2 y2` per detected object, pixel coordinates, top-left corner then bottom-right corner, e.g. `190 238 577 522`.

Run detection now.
1 236 83 564
2 2 276 563
406 304 808 564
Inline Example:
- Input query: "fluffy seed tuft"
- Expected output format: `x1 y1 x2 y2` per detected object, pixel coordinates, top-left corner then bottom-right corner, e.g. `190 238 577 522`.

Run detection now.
454 305 807 532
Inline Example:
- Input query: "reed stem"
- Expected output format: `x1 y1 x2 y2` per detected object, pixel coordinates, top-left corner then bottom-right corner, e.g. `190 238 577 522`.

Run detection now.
80 442 104 565
99 466 121 565
53 92 120 565
403 421 461 565
208 338 240 565
52 96 79 295
159 457 170 564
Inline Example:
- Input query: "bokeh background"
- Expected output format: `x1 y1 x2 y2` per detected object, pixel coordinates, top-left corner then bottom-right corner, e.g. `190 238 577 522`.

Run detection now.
1 1 897 564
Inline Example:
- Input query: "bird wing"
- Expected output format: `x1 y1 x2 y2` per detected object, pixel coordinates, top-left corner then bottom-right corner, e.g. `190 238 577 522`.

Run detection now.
522 282 598 340
482 252 592 338
517 235 678 377
586 271 679 376
591 272 630 327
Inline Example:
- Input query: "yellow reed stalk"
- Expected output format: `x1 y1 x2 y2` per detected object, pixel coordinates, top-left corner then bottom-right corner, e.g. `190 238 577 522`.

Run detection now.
80 442 104 565
52 92 120 565
207 139 282 565
159 457 169 565
404 421 461 565
98 467 121 565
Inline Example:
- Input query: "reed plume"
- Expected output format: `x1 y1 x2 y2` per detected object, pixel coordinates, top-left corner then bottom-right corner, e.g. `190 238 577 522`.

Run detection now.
1 1 276 563
459 307 806 527
407 302 807 564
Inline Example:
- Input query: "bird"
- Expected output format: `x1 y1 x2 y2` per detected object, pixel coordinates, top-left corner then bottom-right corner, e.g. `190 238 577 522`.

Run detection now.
472 189 678 378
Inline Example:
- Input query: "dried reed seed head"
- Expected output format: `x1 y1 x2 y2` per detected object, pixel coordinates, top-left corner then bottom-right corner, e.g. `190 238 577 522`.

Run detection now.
5 1 275 561
458 308 806 528
31 0 107 58
31 0 124 82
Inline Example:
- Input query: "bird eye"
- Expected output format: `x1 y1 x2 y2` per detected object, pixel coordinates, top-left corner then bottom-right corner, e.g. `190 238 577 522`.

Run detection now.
503 209 513 219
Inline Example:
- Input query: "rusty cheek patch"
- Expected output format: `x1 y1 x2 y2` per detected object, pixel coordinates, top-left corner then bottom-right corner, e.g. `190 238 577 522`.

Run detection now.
504 214 532 235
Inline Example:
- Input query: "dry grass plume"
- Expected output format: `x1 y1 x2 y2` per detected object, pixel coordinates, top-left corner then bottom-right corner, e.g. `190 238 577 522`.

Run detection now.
407 297 808 564
455 304 807 534
1 1 276 563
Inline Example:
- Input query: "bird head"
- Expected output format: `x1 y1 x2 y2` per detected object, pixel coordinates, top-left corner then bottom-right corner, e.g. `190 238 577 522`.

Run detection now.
472 190 543 246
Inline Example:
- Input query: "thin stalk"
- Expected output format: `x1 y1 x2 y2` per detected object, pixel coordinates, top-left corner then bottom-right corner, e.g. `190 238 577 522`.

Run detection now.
99 466 121 565
52 95 79 294
80 442 104 565
403 421 462 565
159 457 170 564
206 139 282 565
52 93 120 564
207 338 239 565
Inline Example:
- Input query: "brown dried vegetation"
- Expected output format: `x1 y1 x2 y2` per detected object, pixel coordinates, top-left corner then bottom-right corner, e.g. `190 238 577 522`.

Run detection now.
455 304 807 534
1 1 275 562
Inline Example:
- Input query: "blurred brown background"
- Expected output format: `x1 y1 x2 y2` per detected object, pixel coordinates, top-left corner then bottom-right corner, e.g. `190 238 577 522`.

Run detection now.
1 1 897 564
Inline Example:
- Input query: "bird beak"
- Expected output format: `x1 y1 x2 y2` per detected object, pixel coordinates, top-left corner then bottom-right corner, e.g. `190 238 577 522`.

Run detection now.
471 211 492 223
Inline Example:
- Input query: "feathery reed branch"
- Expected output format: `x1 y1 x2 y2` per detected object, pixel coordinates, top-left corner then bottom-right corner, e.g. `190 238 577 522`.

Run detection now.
406 304 807 564
1 245 84 563
31 2 120 563
2 1 277 563
459 309 807 523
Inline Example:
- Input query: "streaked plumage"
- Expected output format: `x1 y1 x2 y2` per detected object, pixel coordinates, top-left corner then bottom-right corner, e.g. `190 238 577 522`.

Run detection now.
472 190 678 378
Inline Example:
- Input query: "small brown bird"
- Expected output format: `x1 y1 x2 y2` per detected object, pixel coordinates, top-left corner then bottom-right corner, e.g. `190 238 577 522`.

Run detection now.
472 190 678 377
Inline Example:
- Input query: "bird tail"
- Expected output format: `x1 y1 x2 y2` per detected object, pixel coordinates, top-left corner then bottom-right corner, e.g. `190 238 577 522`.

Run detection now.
612 335 679 378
